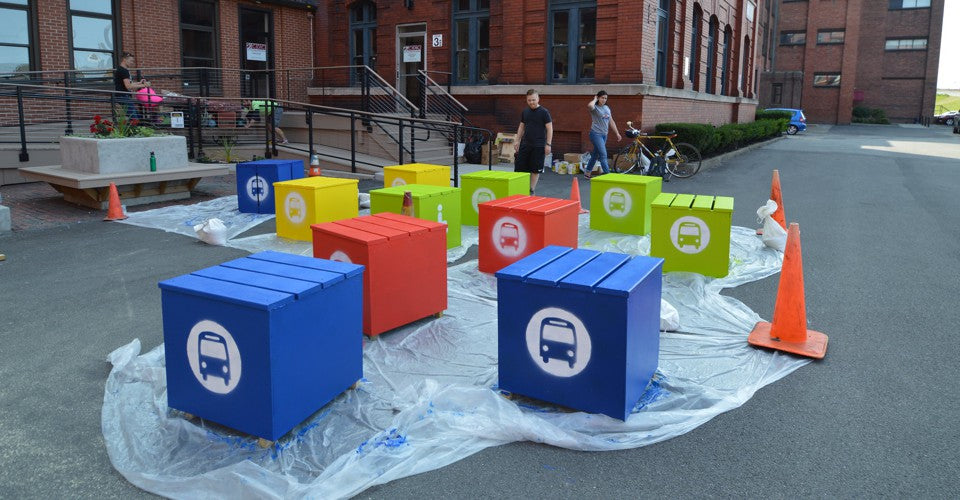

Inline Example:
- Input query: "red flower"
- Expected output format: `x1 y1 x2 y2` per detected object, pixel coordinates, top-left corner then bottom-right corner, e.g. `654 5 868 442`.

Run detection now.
130 119 139 126
94 115 102 123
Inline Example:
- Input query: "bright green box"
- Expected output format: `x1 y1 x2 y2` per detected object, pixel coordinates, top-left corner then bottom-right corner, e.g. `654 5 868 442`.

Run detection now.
459 170 530 226
369 184 462 249
589 173 662 235
650 193 734 278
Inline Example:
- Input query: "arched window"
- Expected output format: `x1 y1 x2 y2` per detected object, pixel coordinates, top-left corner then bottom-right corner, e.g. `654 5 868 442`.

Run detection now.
655 0 671 86
689 5 701 88
721 26 732 95
350 1 377 83
705 16 718 94
741 35 751 96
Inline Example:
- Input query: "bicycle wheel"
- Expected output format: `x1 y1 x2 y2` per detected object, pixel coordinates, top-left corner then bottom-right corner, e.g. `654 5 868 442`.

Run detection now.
612 145 641 174
665 142 702 178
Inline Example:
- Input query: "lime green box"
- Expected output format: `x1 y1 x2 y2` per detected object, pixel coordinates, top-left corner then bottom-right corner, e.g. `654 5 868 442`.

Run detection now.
650 193 734 278
383 163 450 188
459 170 530 226
589 173 662 235
369 184 462 249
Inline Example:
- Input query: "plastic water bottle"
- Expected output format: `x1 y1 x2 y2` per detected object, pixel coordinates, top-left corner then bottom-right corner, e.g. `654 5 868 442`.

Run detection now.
149 151 157 172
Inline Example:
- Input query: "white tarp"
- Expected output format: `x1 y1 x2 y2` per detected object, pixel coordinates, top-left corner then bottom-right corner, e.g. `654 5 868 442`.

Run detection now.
106 199 807 499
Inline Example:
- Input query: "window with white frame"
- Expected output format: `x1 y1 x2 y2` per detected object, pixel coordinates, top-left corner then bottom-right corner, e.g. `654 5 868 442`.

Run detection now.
885 38 927 50
888 0 930 9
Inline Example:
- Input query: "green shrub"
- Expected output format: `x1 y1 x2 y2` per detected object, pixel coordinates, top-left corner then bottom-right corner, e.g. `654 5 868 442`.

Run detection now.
755 109 793 121
654 123 716 153
852 106 890 124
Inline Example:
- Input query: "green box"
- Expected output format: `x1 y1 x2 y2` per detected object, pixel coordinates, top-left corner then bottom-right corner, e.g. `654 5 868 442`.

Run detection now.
459 170 530 226
369 184 462 249
589 173 662 235
650 193 734 278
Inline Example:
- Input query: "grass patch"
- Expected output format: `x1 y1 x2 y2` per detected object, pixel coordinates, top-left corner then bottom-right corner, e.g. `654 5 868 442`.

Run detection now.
935 93 960 113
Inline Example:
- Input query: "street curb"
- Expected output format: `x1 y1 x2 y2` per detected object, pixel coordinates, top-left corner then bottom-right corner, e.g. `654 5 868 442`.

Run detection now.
699 135 786 172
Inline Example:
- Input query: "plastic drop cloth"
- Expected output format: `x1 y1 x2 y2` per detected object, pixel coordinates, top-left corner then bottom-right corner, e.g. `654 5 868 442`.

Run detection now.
103 201 809 499
119 196 273 241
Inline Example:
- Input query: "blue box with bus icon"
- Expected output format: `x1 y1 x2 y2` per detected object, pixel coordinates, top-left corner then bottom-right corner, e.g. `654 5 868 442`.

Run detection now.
496 246 663 421
236 159 304 214
158 251 364 441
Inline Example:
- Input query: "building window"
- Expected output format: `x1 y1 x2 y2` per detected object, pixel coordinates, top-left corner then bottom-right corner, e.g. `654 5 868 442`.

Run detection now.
885 38 927 50
549 0 596 83
816 30 845 44
779 31 806 46
180 0 219 95
741 35 750 95
655 0 670 86
772 83 783 104
705 17 718 94
720 26 731 95
888 0 930 9
350 1 377 84
453 0 489 84
0 0 35 75
68 0 116 72
813 73 841 87
689 5 701 86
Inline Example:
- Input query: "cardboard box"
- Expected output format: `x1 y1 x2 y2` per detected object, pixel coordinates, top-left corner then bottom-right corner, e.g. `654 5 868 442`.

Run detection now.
496 133 517 163
564 153 582 163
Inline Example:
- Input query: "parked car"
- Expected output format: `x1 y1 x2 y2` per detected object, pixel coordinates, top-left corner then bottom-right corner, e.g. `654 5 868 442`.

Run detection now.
766 108 807 135
935 110 959 126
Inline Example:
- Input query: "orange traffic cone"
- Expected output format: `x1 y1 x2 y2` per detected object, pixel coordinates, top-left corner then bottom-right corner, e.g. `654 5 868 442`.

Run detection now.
308 154 322 177
757 169 786 235
400 190 414 217
747 223 828 359
570 177 589 214
103 182 127 221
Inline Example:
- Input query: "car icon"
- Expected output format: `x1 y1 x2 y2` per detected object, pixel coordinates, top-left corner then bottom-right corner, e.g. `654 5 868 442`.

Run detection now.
198 331 231 385
477 191 493 204
609 191 626 213
288 197 302 218
499 222 520 250
539 317 577 368
677 221 701 249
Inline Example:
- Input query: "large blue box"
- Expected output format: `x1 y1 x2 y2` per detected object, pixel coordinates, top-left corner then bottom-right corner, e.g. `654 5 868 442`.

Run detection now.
496 246 663 420
158 251 363 441
236 159 305 214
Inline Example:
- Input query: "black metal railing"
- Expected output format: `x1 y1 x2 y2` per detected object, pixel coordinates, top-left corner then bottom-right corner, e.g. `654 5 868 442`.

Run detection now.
0 81 494 185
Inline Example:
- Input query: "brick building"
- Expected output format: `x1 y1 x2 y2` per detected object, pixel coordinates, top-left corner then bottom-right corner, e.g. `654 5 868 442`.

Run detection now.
1 0 316 98
313 0 765 154
760 0 945 124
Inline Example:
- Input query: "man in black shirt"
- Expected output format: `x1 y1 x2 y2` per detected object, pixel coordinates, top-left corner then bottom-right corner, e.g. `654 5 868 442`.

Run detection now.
114 52 151 120
514 89 553 195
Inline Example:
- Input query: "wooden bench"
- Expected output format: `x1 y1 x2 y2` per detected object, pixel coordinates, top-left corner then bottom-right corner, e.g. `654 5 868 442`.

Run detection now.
18 163 232 209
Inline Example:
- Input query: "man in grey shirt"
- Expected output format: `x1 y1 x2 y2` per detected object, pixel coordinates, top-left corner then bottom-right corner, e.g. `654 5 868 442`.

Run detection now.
584 90 621 178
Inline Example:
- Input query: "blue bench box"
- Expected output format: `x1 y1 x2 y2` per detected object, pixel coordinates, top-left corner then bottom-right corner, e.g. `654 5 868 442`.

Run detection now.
496 246 663 420
236 159 304 214
158 251 363 441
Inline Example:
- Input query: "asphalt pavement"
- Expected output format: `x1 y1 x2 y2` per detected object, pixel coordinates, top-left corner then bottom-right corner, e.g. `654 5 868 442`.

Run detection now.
1 123 958 498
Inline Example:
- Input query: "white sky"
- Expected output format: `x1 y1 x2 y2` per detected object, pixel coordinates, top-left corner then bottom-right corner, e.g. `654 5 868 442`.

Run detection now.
939 0 960 89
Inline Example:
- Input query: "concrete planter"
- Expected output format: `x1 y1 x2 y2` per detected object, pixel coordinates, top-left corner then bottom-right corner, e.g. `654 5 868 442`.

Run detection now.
59 135 188 174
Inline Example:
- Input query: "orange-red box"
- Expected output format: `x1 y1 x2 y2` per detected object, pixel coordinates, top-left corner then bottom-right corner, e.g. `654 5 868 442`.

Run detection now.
478 195 580 274
311 212 447 336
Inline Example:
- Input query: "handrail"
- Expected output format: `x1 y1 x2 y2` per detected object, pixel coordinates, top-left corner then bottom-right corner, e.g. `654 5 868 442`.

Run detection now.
417 70 467 112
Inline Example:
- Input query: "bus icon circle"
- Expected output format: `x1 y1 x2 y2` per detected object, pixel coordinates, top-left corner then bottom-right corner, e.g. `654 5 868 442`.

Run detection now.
186 319 243 394
669 216 710 254
525 307 592 377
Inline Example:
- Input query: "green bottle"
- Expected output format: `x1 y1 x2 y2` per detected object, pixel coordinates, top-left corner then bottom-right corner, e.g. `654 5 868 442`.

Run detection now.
149 151 157 172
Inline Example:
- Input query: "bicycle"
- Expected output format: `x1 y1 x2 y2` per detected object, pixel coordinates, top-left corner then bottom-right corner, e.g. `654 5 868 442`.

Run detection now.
611 121 702 179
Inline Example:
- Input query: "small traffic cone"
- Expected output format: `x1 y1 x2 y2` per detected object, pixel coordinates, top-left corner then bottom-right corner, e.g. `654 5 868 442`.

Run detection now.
308 154 322 177
103 183 127 221
757 169 786 235
400 191 414 217
570 178 589 214
748 223 828 359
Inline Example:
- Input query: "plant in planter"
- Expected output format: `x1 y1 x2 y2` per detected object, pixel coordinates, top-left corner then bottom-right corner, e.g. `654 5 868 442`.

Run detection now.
89 109 157 138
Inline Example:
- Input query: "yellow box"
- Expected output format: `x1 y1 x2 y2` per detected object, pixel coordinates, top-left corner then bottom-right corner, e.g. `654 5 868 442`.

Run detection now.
274 177 359 241
383 163 450 188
